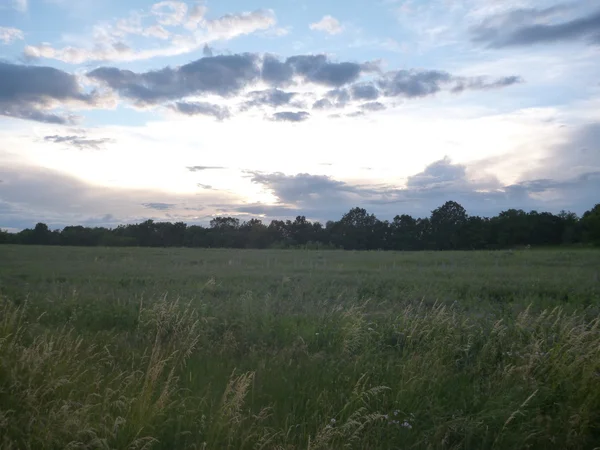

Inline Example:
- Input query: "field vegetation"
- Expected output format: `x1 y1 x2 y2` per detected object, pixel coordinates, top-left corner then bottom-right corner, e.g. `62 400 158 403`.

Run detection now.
1 245 599 449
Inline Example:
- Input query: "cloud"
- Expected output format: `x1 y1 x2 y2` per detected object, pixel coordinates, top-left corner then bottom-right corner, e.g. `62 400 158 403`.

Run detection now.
151 1 188 26
312 98 334 110
312 88 351 109
360 101 386 111
406 156 468 189
13 0 27 12
142 202 177 210
87 53 261 105
0 163 241 229
187 166 226 171
186 4 208 29
451 76 524 93
377 69 522 98
24 7 276 64
262 54 374 88
233 153 600 221
309 15 344 35
247 171 369 205
378 70 452 97
87 52 391 110
261 54 295 86
0 27 24 44
270 111 310 122
44 135 113 150
244 88 296 108
286 55 364 87
3 123 600 229
0 61 99 124
472 7 600 48
351 83 380 100
0 50 516 123
169 101 231 120
205 9 276 39
144 24 170 40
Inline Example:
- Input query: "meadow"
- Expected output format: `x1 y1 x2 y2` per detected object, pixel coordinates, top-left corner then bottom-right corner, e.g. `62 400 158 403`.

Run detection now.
0 245 599 449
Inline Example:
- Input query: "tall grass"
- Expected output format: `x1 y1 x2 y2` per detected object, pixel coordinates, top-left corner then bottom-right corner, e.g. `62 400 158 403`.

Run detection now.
0 246 599 448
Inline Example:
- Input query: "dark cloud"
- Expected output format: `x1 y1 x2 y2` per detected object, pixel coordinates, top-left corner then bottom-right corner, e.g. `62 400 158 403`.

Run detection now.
142 202 177 210
360 101 386 111
312 88 351 109
452 76 523 93
270 111 310 122
86 53 520 116
187 166 226 171
472 7 600 48
312 98 333 110
327 88 351 104
378 70 452 98
44 135 113 150
7 108 73 124
197 184 213 190
169 101 231 120
234 156 600 221
286 55 362 87
247 171 374 205
351 83 380 100
244 88 296 108
262 54 366 87
2 123 600 229
261 54 294 86
406 156 468 189
88 53 371 107
87 53 261 105
0 61 97 124
346 111 365 118
522 123 600 180
0 161 247 230
377 69 523 98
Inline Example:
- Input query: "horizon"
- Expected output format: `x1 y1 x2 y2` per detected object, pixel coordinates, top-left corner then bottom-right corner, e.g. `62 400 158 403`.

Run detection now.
1 0 599 230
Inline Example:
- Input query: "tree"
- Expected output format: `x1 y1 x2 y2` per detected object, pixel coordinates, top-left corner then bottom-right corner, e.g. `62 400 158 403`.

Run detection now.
339 207 379 250
430 201 468 250
4 200 599 251
558 210 580 244
582 204 600 246
391 214 418 250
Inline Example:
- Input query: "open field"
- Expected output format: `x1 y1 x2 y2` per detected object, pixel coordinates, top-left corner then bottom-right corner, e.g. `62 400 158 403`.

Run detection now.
1 245 599 449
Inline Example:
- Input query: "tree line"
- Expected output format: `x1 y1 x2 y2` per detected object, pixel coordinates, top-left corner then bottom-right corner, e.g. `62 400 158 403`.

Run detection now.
2 201 600 250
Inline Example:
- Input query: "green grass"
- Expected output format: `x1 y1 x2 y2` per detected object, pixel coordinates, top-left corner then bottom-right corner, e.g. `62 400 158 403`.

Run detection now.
0 245 599 449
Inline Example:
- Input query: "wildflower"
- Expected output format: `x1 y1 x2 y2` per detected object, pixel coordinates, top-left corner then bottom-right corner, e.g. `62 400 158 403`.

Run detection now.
394 410 399 416
330 418 336 425
384 414 388 419
401 420 412 429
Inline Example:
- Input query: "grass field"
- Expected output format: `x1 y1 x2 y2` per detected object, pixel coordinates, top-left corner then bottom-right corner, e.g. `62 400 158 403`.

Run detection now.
1 245 599 449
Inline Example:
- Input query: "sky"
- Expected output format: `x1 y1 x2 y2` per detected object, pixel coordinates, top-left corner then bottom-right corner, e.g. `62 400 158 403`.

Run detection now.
0 0 599 231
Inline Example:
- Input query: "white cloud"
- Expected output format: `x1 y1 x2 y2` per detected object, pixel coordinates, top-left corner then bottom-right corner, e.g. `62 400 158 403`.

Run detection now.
309 15 344 35
23 7 277 64
151 1 188 26
144 24 170 40
204 9 276 40
185 3 207 30
0 27 24 44
13 0 27 12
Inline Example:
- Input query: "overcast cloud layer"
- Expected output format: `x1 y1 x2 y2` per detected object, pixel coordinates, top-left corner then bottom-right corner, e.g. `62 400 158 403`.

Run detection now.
0 0 599 229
